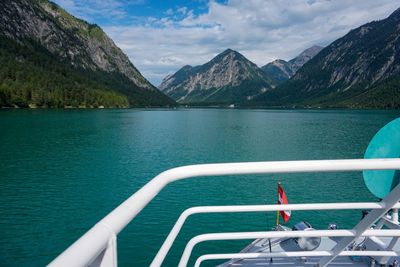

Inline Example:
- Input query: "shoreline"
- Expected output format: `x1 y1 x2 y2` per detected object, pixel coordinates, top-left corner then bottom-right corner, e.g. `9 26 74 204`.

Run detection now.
1 105 399 111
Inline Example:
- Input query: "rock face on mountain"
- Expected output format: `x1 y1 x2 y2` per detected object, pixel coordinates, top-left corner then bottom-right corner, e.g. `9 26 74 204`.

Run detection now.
289 45 324 73
0 0 174 107
159 49 274 103
158 65 196 92
261 46 323 85
261 59 295 85
254 8 400 108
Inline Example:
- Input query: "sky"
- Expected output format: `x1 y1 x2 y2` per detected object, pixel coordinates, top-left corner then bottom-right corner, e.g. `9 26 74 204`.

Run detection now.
52 0 399 86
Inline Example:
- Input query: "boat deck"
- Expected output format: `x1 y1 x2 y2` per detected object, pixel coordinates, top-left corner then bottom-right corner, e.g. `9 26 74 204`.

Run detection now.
218 236 400 266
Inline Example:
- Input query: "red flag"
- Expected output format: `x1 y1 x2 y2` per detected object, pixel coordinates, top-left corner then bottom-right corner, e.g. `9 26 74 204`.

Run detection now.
278 183 291 223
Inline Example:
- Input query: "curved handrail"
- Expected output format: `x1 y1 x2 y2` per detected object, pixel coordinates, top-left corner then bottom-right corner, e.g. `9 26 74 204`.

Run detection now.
48 158 400 267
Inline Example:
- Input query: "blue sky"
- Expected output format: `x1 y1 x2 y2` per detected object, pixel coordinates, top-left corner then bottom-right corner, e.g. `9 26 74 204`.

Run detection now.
53 0 399 86
53 0 220 26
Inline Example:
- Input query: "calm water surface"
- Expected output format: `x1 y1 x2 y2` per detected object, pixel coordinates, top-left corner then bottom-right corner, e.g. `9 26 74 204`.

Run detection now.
0 108 399 266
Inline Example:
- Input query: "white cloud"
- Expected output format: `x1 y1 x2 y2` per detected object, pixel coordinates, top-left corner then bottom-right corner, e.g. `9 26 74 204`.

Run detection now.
164 8 174 16
57 0 400 86
177 6 188 15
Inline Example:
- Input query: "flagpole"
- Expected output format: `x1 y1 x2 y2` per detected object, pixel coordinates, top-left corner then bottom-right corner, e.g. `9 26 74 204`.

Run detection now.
276 181 280 226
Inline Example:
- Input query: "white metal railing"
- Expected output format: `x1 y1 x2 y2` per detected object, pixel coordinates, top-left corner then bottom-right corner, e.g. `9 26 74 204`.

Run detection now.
180 229 400 266
48 158 400 267
152 202 400 266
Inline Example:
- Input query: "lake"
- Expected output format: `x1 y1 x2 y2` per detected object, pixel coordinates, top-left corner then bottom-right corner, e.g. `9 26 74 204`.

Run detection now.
0 108 399 266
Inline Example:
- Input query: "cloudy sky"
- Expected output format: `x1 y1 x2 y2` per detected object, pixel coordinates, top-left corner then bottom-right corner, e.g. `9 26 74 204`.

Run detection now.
53 0 399 86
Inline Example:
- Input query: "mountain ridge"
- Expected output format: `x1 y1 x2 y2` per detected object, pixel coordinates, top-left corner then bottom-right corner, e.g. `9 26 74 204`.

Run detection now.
253 7 400 108
0 0 175 107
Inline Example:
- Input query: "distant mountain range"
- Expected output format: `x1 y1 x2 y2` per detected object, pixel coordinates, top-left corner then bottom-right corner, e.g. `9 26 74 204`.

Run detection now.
2 0 399 109
159 46 321 104
253 8 400 108
0 0 174 108
261 45 323 85
161 7 400 108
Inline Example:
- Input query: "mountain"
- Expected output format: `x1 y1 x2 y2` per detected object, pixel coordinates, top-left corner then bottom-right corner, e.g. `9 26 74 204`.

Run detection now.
289 45 324 73
159 49 274 104
261 45 323 85
158 65 197 92
0 0 174 108
261 59 295 85
254 8 400 108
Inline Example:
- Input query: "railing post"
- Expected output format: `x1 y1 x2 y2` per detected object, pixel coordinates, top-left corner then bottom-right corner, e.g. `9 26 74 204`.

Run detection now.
88 234 117 267
379 237 399 265
393 208 399 224
318 183 400 267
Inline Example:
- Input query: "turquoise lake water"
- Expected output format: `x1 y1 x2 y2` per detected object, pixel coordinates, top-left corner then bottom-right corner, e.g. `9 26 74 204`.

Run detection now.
0 108 399 266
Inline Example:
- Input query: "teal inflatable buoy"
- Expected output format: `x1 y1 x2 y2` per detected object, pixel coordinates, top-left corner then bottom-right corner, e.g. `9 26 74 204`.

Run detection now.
363 118 400 199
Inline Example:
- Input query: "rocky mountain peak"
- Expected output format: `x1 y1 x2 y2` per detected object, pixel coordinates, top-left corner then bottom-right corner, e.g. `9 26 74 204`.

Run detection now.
219 48 236 55
159 49 273 103
261 45 323 85
208 48 249 66
289 45 323 72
